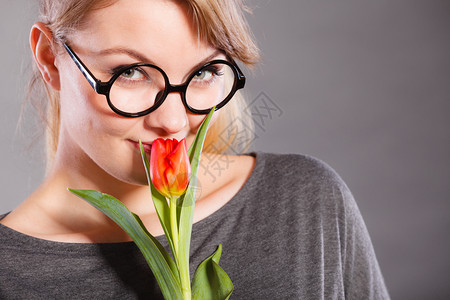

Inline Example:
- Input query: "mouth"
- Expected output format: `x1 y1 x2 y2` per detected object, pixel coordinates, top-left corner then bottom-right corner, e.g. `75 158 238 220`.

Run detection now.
128 139 152 154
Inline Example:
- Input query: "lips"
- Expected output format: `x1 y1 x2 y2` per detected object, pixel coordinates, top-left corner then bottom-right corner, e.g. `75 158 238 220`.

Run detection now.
129 140 152 154
140 142 152 153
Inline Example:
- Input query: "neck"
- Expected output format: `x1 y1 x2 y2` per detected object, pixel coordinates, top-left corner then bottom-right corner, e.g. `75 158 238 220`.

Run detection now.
22 138 157 241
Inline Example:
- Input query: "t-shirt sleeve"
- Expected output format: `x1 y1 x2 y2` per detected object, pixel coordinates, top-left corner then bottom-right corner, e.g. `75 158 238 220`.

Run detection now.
257 153 390 299
332 169 390 299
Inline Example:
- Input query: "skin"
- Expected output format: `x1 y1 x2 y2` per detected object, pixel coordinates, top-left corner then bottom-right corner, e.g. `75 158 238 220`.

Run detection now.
0 0 255 243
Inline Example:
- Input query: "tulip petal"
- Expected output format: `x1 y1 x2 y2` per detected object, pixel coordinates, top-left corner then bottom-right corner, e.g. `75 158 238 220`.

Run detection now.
150 138 191 199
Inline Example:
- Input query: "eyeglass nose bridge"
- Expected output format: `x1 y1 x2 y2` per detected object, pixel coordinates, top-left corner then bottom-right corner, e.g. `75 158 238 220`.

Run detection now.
151 82 190 111
167 83 187 94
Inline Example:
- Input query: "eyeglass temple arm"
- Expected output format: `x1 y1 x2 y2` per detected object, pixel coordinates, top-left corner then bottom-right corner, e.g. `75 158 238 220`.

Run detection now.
229 57 246 89
63 44 101 92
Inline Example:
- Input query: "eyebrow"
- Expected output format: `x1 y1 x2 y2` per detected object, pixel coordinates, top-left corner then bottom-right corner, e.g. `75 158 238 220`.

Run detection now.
94 47 152 64
189 49 225 72
93 47 224 72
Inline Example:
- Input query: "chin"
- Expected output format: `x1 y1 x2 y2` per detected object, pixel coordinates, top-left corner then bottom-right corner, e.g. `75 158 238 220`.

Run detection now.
118 167 150 187
100 158 149 188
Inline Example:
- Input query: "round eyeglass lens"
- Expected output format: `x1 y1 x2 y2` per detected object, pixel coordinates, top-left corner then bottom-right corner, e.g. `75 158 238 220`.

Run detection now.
185 62 236 110
109 65 166 114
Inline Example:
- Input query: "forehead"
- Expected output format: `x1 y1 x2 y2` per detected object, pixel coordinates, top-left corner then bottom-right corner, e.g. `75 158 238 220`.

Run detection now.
69 0 216 70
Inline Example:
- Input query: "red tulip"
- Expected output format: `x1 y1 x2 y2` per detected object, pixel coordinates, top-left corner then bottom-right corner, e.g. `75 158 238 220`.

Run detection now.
150 138 191 198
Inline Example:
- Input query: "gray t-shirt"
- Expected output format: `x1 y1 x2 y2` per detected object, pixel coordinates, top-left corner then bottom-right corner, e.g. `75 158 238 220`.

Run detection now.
0 152 389 299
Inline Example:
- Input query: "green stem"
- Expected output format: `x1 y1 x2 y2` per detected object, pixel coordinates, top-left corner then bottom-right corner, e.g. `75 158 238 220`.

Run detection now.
182 287 191 300
179 257 191 300
169 196 179 261
170 196 191 299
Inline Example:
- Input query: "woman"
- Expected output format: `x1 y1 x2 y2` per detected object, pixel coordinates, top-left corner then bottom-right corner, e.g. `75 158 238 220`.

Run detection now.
0 0 389 298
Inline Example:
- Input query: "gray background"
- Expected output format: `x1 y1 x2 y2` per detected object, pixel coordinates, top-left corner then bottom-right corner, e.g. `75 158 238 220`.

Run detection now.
1 0 449 299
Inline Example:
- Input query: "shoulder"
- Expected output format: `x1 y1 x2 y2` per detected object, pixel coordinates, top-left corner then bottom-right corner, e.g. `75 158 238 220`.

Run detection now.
256 152 342 178
249 152 361 228
253 151 349 196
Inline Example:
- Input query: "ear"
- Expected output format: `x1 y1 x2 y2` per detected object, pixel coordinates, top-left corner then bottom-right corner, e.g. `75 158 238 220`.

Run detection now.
30 22 61 90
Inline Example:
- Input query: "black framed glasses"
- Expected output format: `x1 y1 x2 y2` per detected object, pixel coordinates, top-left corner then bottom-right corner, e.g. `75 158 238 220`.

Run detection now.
63 43 246 117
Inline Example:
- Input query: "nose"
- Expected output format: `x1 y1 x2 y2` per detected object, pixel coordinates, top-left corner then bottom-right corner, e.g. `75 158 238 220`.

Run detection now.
143 91 188 134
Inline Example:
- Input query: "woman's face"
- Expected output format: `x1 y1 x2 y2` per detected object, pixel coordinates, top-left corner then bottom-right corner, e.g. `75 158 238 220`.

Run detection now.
54 0 223 185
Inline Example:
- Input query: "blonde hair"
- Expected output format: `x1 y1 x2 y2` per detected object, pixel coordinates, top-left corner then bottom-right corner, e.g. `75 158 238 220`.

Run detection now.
30 0 260 168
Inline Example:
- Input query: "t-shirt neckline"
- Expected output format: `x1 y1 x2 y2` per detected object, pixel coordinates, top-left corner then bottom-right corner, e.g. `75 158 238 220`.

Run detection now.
0 152 266 251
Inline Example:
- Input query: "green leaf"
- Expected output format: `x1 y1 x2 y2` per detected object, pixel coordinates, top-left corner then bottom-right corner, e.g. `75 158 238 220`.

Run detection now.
68 189 182 300
132 213 179 280
192 244 234 300
177 107 216 290
139 141 177 265
187 106 215 159
179 106 215 232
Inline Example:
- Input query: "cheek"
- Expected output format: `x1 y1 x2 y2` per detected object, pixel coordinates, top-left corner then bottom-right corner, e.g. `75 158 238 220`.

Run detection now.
58 65 131 137
57 65 147 183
